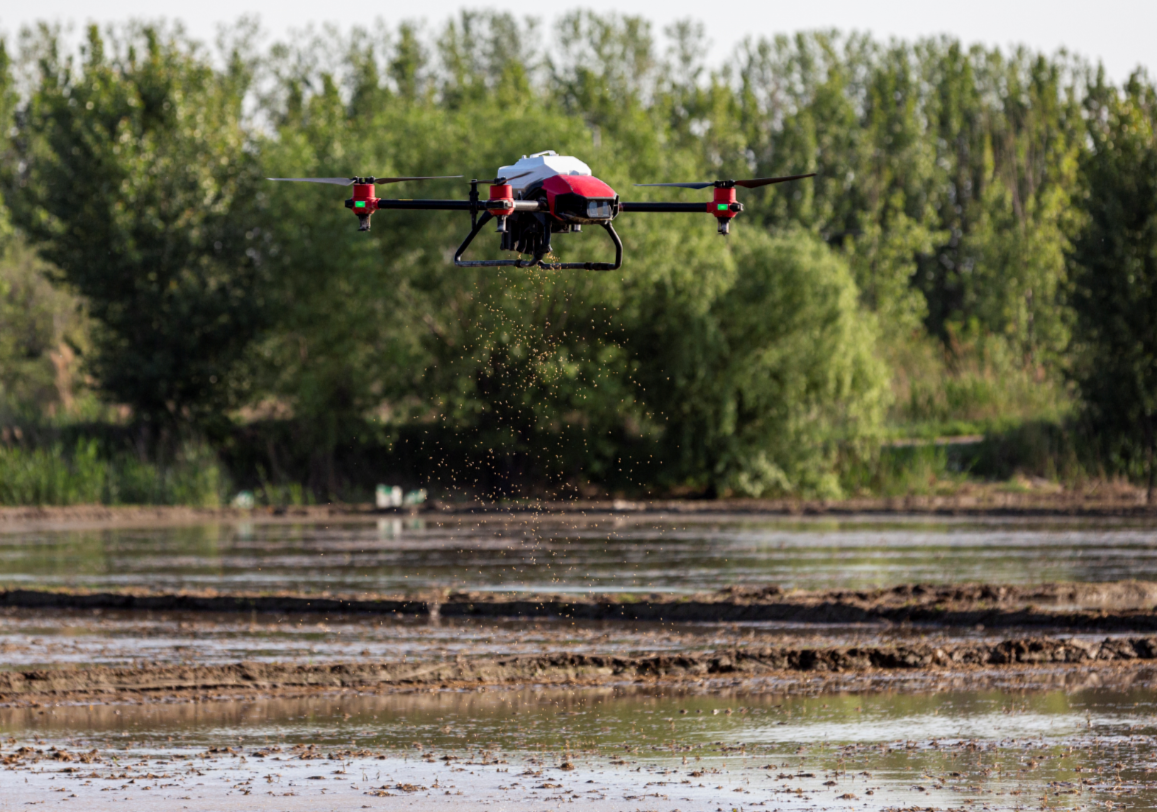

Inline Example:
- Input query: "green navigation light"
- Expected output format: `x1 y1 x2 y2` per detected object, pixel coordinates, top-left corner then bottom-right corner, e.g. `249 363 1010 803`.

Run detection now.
355 201 367 208
717 203 728 211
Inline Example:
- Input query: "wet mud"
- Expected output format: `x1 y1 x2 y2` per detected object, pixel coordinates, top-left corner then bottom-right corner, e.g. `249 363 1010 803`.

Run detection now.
4 636 1157 702
0 605 995 669
6 580 1157 631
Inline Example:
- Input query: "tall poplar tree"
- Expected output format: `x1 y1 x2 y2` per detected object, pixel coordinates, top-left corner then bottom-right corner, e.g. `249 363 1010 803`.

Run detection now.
1070 74 1157 500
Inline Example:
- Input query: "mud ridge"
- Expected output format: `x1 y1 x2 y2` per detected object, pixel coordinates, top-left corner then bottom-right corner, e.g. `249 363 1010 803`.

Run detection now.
0 588 428 617
3 636 1157 700
441 582 1157 629
5 582 1157 631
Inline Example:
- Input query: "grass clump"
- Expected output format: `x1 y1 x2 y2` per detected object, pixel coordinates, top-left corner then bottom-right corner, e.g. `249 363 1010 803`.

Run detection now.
0 439 227 507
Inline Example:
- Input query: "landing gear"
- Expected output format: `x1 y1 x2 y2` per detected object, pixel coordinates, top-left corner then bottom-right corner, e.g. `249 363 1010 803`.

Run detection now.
454 211 623 271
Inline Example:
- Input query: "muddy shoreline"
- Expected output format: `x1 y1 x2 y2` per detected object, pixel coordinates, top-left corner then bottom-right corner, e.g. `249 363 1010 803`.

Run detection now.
6 582 1157 631
2 488 1157 533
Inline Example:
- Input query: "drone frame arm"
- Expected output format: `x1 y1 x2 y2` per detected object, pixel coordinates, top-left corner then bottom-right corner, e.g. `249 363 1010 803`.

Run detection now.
453 213 623 271
372 199 545 213
617 201 714 213
617 201 744 214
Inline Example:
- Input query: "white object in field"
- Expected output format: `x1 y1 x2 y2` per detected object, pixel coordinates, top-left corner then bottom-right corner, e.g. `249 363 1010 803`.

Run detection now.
375 484 403 509
497 150 592 193
231 491 255 510
377 518 402 538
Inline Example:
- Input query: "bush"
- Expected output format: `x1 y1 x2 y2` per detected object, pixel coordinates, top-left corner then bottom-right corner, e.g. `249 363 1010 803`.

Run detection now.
642 230 891 497
887 332 1074 438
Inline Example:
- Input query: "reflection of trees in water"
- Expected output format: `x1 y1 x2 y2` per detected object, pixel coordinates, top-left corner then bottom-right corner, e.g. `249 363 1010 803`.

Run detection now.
4 518 1156 593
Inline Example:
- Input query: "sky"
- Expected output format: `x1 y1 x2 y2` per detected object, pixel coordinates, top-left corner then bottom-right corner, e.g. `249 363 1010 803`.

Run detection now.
2 0 1153 82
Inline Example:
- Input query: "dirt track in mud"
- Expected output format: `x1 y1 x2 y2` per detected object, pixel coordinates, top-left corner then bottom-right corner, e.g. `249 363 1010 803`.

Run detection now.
6 580 1157 631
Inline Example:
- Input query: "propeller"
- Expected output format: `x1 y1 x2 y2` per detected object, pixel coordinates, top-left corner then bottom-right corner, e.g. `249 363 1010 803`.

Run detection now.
635 173 816 190
471 171 532 185
266 175 463 185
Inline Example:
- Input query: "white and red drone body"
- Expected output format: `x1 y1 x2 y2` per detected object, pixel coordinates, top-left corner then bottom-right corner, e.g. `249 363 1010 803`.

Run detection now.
270 150 814 270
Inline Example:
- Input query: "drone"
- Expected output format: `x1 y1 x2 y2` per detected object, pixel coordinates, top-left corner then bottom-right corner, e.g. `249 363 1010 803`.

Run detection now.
269 151 815 271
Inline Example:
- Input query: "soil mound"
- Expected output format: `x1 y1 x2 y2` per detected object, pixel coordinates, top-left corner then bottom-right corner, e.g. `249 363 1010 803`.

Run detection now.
3 636 1156 701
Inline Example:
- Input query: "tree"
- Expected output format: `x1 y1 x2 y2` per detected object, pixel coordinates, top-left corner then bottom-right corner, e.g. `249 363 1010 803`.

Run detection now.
1070 73 1157 501
628 229 890 497
14 25 266 432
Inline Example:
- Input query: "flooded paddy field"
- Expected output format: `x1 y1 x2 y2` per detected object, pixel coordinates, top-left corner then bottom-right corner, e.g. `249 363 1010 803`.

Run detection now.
3 514 1157 594
5 680 1157 810
2 512 1157 809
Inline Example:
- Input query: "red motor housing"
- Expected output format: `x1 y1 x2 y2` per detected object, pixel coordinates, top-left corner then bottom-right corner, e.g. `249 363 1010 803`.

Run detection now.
711 186 738 235
350 183 377 231
487 184 514 217
711 186 737 218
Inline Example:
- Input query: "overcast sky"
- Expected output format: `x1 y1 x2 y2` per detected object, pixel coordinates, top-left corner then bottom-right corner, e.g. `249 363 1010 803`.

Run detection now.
2 0 1153 81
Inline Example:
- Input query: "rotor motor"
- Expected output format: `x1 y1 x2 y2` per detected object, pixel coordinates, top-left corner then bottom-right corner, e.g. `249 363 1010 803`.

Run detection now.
487 184 514 232
350 181 377 231
712 186 738 235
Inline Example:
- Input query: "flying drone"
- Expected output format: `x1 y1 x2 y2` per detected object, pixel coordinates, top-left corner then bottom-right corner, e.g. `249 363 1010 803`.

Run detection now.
269 151 815 271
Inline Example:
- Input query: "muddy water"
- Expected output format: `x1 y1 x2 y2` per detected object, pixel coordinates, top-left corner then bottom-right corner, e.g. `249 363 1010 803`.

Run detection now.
3 515 1157 594
5 515 1157 809
4 684 1157 810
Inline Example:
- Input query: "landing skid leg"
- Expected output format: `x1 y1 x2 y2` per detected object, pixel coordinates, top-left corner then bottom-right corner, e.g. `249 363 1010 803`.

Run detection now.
453 217 623 271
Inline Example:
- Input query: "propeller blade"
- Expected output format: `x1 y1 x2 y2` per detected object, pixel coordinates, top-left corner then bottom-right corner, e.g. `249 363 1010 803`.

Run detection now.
370 175 463 183
474 171 532 185
267 177 354 185
634 174 816 190
634 182 714 189
734 173 817 188
498 170 532 184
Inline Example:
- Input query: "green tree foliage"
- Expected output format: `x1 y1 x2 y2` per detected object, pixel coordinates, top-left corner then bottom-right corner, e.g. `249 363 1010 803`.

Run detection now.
13 24 266 430
1070 73 1157 500
5 15 1151 499
636 230 889 497
0 36 15 246
0 36 89 420
0 237 89 418
248 15 889 497
731 35 1085 360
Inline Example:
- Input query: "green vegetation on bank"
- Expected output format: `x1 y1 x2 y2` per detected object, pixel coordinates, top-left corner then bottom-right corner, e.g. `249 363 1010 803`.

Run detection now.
0 14 1155 504
0 440 224 506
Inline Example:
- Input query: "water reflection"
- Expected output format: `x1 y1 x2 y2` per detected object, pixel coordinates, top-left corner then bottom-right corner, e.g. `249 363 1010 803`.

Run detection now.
2 515 1157 594
3 684 1153 758
5 685 1157 809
